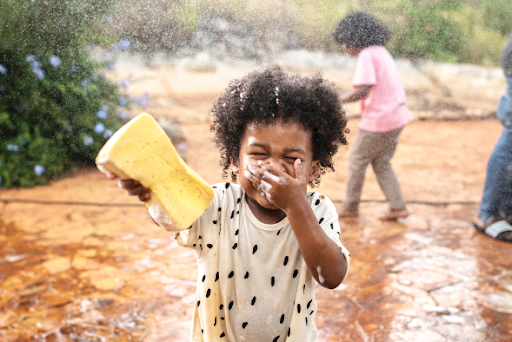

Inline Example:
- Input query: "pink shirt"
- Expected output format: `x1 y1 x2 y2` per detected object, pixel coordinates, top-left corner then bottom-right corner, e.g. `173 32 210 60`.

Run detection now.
352 46 413 132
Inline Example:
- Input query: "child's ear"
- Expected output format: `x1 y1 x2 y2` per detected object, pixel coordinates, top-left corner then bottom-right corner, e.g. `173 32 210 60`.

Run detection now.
307 160 320 183
230 158 240 174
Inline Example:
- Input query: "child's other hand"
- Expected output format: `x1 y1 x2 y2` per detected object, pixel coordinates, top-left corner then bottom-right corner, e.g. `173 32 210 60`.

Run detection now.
245 159 307 211
104 172 151 202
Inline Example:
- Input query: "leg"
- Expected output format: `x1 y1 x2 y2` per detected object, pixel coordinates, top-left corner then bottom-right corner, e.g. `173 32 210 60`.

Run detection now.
479 128 512 223
343 130 376 212
371 127 407 212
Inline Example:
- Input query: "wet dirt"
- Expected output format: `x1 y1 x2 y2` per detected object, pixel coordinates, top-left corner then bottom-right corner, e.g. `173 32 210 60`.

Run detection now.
1 118 511 341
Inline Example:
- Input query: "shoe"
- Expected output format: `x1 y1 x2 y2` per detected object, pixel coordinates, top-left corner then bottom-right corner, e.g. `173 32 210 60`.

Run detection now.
339 208 359 219
379 209 409 221
473 215 512 243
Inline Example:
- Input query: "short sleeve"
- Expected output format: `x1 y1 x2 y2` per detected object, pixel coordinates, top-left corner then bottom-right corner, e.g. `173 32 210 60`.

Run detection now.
309 192 350 281
352 48 377 87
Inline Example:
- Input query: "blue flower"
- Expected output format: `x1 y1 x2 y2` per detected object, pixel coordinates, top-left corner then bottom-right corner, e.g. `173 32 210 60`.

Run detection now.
21 139 27 146
6 144 19 152
34 69 44 79
97 108 108 119
103 129 113 138
27 56 45 79
83 136 94 146
101 105 108 112
121 39 131 49
81 79 89 88
94 122 105 134
119 96 127 106
49 56 61 68
118 112 128 120
0 64 6 74
107 64 115 71
34 165 45 176
71 65 78 72
104 16 114 26
0 86 5 92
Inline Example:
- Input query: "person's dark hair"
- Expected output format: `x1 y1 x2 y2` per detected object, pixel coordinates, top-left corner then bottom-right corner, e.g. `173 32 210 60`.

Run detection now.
210 64 348 187
333 11 391 49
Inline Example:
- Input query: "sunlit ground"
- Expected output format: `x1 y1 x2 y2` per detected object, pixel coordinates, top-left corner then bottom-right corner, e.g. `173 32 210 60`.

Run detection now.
1 119 511 341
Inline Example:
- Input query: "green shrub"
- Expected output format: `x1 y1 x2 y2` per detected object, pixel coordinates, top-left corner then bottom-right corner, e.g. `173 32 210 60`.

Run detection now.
480 0 512 37
380 0 464 62
0 0 129 189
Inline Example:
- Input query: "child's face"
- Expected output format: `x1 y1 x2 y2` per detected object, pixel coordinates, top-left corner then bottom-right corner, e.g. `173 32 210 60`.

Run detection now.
231 119 320 210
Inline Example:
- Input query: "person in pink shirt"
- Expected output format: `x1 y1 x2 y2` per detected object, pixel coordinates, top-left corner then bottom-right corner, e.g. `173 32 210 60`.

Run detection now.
333 11 413 220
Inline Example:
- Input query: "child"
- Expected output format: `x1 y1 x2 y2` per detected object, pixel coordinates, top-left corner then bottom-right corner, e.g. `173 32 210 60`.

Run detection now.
107 65 350 341
333 11 413 220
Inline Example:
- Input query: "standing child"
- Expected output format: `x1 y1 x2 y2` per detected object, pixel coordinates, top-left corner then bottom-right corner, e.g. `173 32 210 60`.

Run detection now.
106 65 350 341
333 11 413 220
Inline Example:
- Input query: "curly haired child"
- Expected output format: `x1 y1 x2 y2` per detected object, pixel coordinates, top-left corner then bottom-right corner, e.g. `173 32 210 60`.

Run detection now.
333 11 413 220
106 65 350 341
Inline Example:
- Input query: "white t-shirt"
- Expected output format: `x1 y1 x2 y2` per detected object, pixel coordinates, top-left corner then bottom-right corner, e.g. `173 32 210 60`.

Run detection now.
152 182 350 342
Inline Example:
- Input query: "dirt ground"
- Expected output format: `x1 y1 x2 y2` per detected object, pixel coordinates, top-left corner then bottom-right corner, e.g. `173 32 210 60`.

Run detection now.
1 62 512 341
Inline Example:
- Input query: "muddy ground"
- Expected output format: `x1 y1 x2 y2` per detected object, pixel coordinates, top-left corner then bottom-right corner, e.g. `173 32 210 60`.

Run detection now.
1 59 512 341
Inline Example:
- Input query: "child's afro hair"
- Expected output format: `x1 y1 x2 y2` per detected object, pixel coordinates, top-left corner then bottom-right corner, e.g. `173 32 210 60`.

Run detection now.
333 11 391 49
210 64 348 187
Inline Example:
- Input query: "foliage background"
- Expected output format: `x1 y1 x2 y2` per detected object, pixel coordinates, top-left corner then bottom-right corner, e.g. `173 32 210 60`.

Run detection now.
108 0 511 65
0 0 127 188
1 0 511 189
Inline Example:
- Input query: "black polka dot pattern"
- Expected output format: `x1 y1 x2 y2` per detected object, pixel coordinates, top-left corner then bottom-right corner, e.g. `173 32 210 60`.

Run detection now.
186 186 346 339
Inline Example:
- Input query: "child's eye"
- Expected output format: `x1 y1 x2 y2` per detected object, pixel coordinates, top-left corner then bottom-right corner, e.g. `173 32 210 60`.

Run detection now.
284 157 297 163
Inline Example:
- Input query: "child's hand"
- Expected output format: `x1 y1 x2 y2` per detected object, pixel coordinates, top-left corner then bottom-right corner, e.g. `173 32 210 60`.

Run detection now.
245 159 307 211
105 172 151 202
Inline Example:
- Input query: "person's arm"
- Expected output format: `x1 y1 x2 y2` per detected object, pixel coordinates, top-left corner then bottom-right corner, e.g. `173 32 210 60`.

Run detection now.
246 161 347 289
340 84 372 104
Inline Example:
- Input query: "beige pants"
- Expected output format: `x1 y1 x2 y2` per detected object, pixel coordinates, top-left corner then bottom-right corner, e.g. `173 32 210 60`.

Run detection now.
344 126 407 212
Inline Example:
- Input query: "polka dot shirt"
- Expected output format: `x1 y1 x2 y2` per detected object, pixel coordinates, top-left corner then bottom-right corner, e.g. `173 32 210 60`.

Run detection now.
169 183 350 341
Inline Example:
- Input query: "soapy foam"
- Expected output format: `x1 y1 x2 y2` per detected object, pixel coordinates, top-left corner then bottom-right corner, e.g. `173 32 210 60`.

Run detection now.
316 266 325 284
148 202 179 231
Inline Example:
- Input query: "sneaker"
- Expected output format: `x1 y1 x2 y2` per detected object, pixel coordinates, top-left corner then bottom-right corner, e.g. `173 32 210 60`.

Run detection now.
379 209 409 221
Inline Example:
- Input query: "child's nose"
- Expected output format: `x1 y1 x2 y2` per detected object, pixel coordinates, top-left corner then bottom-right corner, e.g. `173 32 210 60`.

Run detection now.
268 158 287 172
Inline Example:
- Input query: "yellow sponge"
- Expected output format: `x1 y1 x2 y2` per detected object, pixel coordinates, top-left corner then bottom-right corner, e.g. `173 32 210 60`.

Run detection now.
95 113 214 231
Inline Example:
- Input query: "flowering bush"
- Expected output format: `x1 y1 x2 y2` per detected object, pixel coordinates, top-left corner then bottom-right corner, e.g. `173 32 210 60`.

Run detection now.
0 0 128 188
